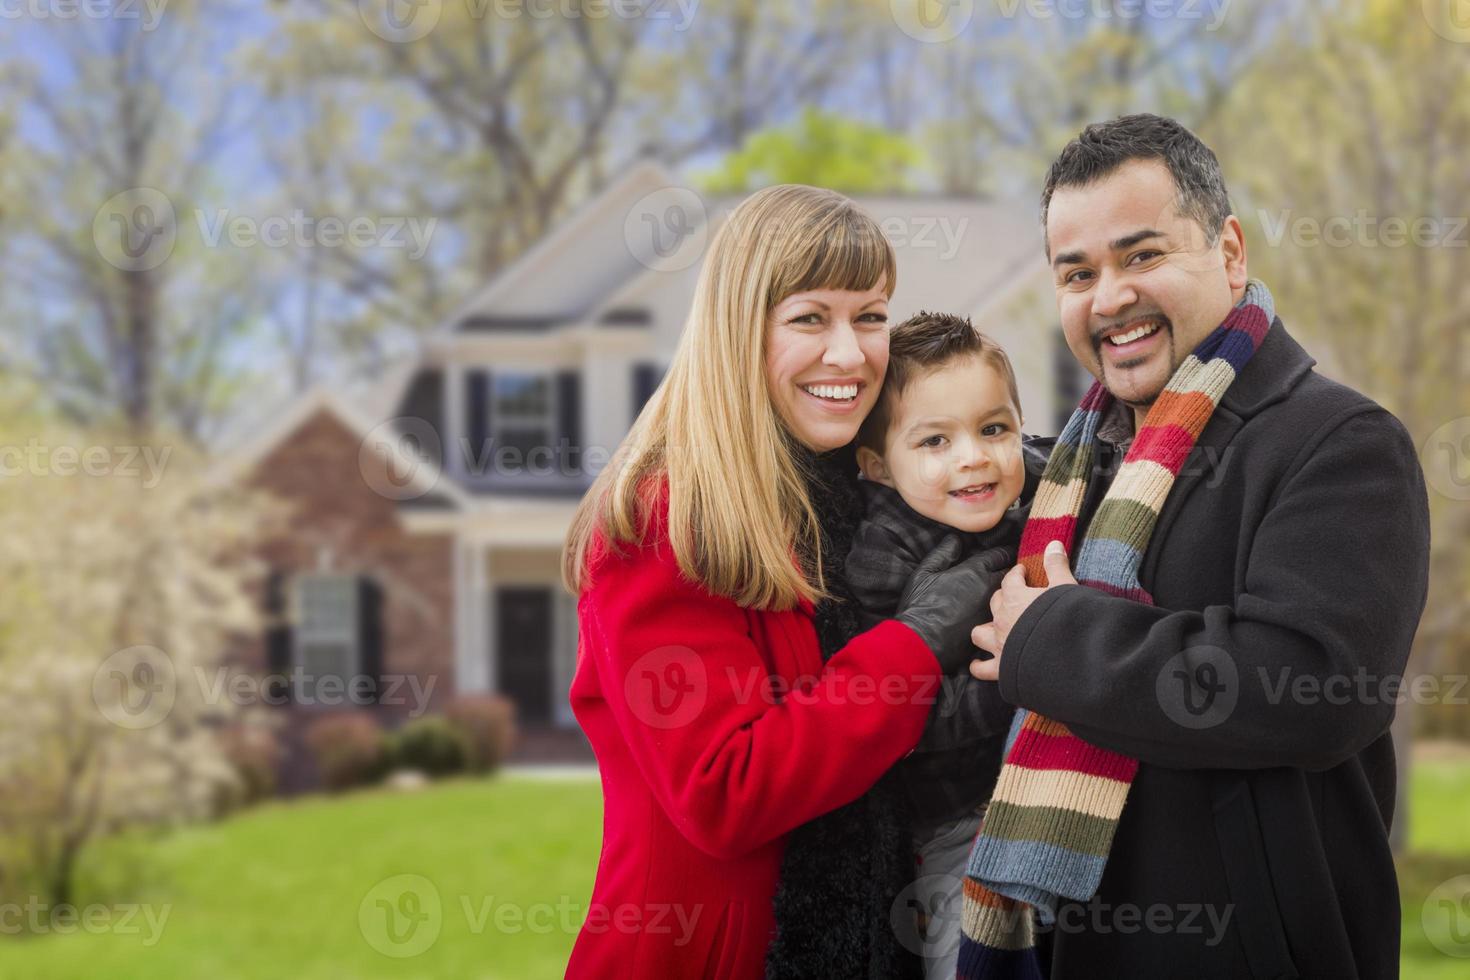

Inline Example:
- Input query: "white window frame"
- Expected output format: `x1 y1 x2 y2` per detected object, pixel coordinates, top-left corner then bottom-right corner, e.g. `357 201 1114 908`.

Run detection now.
552 589 579 728
291 573 360 707
490 371 555 474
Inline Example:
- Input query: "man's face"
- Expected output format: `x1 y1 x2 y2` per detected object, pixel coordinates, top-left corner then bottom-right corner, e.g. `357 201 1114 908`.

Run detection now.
1047 158 1247 412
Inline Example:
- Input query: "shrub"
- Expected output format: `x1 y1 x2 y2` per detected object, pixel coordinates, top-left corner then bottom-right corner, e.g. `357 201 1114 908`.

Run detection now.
384 715 471 779
305 713 385 791
444 695 518 774
216 718 284 812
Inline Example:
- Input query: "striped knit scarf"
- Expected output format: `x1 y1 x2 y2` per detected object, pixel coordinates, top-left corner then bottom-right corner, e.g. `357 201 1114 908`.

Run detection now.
955 280 1275 979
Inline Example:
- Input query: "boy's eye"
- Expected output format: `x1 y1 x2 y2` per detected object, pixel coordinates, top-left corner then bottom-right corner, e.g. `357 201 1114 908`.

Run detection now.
982 423 1010 437
918 434 946 449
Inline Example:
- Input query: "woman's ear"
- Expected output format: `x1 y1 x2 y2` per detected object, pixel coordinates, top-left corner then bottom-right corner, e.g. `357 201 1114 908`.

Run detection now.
856 445 894 487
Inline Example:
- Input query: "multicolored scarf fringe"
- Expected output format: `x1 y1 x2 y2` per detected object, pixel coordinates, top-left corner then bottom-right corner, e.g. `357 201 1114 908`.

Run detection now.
955 280 1275 978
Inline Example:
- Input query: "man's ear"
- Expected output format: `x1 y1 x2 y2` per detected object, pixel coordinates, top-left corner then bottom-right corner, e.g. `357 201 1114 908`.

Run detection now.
856 445 894 487
1220 214 1248 291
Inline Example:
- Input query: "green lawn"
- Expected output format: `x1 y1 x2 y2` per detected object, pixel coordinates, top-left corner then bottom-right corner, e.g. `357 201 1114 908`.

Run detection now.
5 758 1469 979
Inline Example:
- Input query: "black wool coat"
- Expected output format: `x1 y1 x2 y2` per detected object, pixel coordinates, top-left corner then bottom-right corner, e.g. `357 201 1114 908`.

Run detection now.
998 320 1431 979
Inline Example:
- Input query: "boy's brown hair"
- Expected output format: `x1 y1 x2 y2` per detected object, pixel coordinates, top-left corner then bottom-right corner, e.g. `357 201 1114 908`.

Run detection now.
857 311 1022 453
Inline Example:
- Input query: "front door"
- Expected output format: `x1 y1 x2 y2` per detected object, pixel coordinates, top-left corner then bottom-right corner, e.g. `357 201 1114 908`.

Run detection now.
495 586 552 724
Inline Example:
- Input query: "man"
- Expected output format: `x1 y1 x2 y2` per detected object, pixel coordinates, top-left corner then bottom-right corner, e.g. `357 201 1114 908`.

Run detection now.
962 114 1430 978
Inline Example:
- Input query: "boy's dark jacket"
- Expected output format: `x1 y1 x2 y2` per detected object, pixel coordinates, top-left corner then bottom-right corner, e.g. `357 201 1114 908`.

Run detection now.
844 437 1050 828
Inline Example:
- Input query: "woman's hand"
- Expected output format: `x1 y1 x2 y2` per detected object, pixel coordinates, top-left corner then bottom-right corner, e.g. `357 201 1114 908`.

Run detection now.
895 537 1015 675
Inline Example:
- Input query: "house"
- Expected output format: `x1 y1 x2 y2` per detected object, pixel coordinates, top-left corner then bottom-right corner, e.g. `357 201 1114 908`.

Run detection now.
220 162 1082 784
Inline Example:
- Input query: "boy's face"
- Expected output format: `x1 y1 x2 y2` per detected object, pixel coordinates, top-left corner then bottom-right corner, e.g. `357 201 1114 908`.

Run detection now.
857 355 1026 533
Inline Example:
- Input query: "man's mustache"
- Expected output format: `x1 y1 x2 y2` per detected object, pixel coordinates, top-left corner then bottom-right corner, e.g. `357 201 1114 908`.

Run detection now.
1090 310 1172 349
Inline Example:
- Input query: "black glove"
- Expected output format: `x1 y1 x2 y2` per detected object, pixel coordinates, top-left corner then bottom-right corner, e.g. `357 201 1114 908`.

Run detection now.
895 536 1016 675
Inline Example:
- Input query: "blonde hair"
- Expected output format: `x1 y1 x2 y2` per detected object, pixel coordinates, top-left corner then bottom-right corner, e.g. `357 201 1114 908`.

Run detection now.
561 184 897 610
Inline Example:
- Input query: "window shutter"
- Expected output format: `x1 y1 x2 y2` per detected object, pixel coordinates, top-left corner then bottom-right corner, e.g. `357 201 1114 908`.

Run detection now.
357 576 384 705
631 362 663 423
264 570 292 704
556 370 582 475
467 369 491 478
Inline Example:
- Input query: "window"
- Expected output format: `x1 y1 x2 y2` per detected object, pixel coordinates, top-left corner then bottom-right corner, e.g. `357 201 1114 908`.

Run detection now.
293 574 359 703
492 373 553 471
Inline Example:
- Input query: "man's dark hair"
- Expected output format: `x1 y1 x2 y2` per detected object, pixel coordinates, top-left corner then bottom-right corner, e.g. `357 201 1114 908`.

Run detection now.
1040 113 1233 254
857 311 1020 454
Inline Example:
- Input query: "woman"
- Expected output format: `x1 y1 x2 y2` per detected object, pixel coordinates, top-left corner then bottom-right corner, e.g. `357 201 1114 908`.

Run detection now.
561 184 1000 978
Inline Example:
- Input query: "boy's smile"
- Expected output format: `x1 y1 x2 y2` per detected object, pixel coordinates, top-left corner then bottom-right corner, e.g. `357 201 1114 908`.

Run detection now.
857 354 1026 533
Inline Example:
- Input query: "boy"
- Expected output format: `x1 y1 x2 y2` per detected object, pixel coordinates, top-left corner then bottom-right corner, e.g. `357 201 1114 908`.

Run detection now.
848 311 1047 979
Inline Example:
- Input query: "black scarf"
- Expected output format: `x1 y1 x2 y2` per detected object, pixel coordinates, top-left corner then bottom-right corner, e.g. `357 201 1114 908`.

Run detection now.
766 441 925 980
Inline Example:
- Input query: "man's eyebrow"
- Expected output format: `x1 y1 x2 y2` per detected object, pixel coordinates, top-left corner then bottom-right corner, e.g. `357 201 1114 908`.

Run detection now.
1110 228 1165 251
1052 228 1168 270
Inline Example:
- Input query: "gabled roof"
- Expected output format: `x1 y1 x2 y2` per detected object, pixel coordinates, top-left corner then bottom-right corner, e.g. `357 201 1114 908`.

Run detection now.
209 386 470 510
433 159 684 334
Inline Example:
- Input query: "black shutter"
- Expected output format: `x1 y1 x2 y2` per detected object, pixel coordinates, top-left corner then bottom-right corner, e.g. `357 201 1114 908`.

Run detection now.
631 362 663 423
357 576 384 705
264 570 292 704
466 369 490 478
556 371 582 475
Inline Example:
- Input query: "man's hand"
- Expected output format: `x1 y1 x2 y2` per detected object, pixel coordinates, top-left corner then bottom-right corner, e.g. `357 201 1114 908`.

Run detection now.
970 540 1077 681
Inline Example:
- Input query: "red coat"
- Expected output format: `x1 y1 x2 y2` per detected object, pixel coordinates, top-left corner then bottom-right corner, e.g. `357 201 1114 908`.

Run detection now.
565 491 942 979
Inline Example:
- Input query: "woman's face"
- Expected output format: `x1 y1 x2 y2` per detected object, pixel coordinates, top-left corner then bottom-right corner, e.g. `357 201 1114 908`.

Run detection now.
765 282 891 452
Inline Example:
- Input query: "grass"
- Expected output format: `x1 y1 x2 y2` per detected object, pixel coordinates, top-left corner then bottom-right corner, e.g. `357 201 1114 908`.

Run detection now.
3 753 1468 979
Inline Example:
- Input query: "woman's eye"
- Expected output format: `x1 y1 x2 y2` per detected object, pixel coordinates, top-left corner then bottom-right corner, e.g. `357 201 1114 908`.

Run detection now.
858 312 889 325
790 313 822 325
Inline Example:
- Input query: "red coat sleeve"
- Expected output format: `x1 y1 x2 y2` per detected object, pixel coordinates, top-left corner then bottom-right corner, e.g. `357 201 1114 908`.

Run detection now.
579 522 942 860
